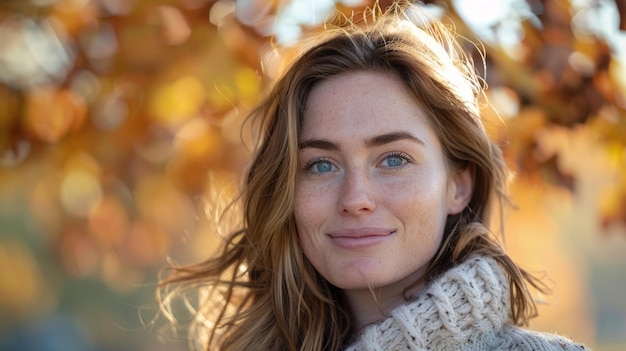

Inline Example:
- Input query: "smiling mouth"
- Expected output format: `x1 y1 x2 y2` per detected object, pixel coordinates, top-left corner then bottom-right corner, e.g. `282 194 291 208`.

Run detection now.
328 229 395 250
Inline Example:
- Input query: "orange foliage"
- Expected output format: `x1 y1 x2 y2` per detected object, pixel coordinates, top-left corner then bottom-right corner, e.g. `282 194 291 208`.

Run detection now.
0 0 624 348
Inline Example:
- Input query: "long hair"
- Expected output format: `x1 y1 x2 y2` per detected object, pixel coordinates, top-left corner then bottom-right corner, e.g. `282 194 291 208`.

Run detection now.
158 2 546 350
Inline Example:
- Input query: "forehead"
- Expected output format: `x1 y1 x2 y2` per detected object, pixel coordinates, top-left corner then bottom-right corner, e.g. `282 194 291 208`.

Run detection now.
301 71 436 142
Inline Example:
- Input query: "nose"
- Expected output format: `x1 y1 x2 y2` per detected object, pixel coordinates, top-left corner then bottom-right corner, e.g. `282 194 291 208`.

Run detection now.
338 168 376 216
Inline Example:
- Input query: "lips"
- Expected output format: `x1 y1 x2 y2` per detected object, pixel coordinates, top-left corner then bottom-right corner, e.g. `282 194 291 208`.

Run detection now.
327 227 395 250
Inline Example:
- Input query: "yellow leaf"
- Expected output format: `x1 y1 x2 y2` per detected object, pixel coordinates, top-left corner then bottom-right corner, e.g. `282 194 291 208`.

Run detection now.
149 76 206 125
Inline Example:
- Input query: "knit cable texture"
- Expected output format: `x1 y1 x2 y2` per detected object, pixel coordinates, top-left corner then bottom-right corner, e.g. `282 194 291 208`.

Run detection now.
345 256 590 351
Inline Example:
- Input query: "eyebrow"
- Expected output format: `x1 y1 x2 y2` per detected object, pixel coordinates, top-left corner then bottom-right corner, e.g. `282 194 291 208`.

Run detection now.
298 131 425 150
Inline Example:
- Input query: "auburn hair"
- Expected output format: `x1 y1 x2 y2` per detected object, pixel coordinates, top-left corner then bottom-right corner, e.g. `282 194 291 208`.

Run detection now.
158 1 546 350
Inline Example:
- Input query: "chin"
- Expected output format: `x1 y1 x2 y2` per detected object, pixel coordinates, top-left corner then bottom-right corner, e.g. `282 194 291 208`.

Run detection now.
329 275 390 291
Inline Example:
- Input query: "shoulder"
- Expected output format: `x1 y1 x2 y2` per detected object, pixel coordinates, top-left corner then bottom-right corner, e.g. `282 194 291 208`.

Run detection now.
489 325 591 351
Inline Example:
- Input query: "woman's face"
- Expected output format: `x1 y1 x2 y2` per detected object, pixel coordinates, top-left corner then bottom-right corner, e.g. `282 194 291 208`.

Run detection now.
293 71 472 293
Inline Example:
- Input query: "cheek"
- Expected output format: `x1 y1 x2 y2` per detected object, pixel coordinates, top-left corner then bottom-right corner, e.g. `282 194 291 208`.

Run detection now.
294 180 335 222
392 172 448 203
393 176 450 228
293 183 320 239
293 184 310 225
293 195 322 268
293 181 336 255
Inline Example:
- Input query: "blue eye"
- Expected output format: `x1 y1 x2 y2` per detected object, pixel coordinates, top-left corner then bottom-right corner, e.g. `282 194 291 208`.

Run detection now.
314 161 333 173
304 158 335 174
385 156 404 167
381 152 411 169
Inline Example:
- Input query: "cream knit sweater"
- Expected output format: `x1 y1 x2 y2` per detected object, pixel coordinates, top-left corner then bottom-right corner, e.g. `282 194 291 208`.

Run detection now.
345 256 590 351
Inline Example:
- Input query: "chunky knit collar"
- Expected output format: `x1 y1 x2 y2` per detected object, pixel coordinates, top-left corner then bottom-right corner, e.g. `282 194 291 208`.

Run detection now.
345 255 511 350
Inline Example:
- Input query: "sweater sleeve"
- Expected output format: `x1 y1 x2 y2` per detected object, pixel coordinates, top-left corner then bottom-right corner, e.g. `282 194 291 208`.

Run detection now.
489 325 591 351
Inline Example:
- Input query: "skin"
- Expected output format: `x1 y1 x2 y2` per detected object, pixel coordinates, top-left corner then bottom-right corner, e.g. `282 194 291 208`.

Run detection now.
293 71 473 330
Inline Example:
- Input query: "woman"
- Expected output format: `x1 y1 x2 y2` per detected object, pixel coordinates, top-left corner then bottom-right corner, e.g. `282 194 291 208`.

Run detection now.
159 1 590 350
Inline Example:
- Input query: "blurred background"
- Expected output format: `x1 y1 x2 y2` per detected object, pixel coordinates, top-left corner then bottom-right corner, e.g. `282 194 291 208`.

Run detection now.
0 0 625 350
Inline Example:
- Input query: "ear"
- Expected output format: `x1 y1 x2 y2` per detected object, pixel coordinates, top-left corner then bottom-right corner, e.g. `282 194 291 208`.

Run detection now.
447 163 475 215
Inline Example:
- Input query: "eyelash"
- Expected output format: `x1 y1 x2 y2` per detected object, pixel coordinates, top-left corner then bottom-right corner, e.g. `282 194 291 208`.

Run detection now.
381 152 413 169
303 157 333 172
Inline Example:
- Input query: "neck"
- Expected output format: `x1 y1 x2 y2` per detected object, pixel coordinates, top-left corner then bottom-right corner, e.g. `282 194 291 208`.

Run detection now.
342 276 425 333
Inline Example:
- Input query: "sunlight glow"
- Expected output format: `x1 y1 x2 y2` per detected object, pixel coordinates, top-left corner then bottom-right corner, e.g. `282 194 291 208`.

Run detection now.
454 0 531 47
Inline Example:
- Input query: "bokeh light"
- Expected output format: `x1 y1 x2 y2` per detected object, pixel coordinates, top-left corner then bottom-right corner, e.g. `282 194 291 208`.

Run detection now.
0 0 625 350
